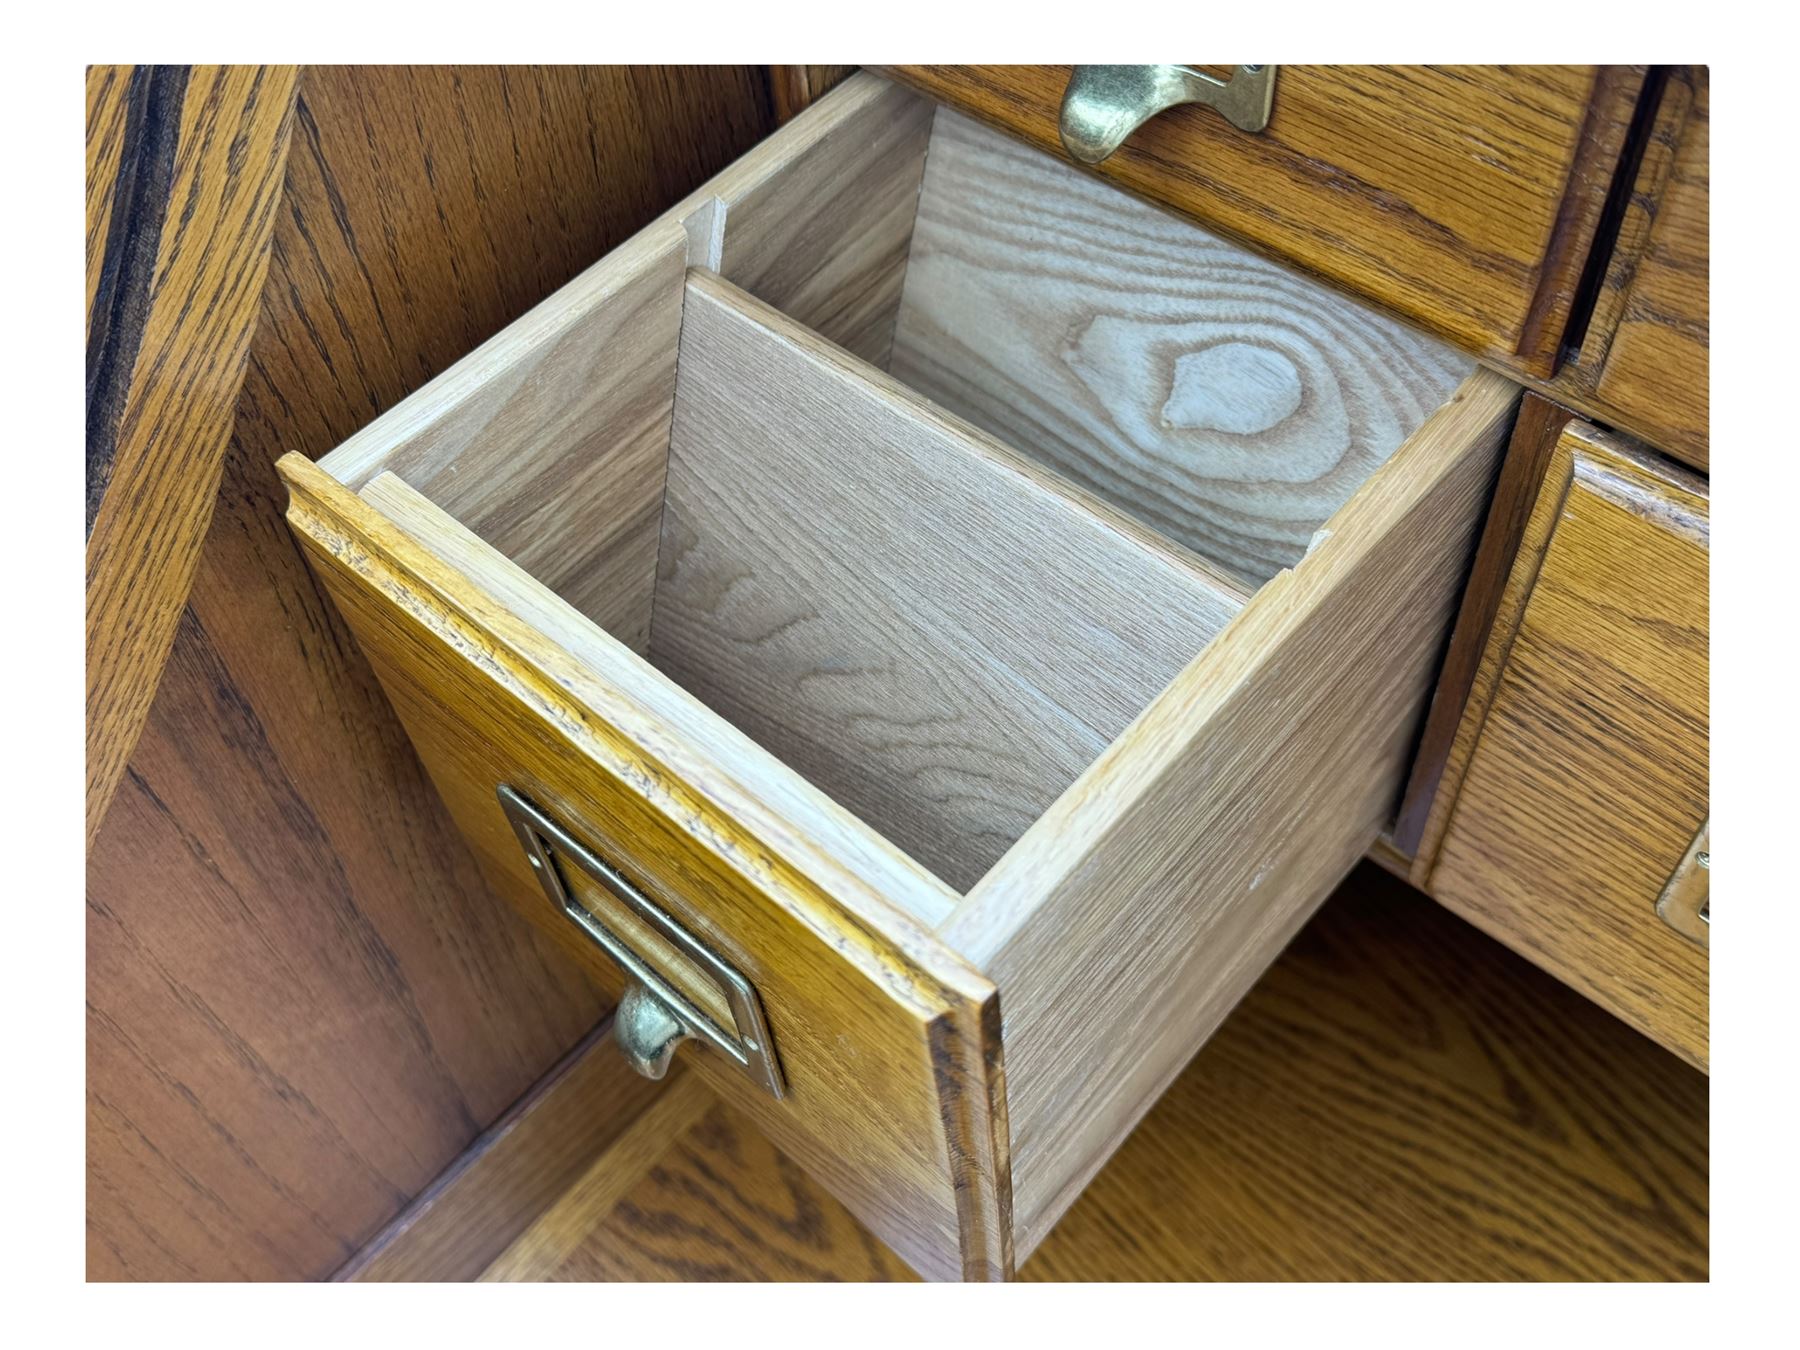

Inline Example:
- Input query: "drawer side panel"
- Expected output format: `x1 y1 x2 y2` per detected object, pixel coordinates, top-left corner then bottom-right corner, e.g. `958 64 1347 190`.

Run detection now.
953 371 1521 1257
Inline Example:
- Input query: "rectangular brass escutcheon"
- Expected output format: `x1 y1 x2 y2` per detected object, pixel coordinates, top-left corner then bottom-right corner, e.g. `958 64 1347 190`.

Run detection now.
499 785 784 1097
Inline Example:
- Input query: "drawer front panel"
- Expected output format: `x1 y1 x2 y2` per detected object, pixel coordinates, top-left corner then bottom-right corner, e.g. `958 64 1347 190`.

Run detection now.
878 65 1645 376
280 458 1010 1281
1593 69 1709 470
1420 422 1708 1067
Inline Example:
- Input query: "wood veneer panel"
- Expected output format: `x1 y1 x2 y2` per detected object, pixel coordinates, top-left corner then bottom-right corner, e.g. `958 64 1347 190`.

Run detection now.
541 866 1707 1282
879 65 1646 376
654 273 1244 892
87 64 779 1283
86 65 301 844
954 370 1520 1259
893 110 1473 585
335 1015 666 1282
479 1072 717 1281
1593 70 1709 468
318 221 690 647
1393 393 1575 856
1420 425 1708 1068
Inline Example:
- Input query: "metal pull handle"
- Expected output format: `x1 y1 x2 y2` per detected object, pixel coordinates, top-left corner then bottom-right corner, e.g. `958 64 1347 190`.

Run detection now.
499 786 784 1097
614 981 689 1080
1059 65 1276 165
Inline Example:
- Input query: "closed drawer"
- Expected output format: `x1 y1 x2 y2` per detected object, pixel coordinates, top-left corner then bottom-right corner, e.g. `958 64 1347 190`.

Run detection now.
279 73 1519 1279
879 64 1646 378
1412 418 1708 1068
1592 68 1709 470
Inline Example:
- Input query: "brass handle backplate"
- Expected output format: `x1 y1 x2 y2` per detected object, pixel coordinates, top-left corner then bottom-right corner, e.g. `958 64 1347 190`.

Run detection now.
499 785 784 1097
1656 819 1710 950
1059 64 1277 165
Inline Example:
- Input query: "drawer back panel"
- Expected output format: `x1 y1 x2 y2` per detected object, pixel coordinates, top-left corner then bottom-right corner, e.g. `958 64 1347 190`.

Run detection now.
893 111 1475 586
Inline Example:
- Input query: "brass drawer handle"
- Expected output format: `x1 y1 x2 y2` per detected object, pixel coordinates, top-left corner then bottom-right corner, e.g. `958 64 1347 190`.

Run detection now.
1059 64 1276 165
499 785 784 1097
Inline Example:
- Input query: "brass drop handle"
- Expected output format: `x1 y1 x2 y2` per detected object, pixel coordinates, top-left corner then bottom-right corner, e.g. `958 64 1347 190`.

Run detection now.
614 981 690 1080
1059 65 1277 165
499 786 785 1097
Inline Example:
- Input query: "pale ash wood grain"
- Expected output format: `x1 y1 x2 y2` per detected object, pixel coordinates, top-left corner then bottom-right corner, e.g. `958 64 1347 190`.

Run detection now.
314 73 933 644
891 111 1474 586
653 273 1245 893
947 370 1521 1259
281 458 1010 1281
879 66 1645 377
318 223 689 649
357 472 961 931
709 74 931 368
1416 424 1708 1069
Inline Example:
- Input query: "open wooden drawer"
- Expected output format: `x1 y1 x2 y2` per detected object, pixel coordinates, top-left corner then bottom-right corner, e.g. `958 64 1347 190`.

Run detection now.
278 72 1520 1280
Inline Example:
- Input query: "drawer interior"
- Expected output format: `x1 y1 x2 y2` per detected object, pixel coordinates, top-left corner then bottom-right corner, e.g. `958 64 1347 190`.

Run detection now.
652 274 1245 895
321 82 1474 907
297 72 1516 1277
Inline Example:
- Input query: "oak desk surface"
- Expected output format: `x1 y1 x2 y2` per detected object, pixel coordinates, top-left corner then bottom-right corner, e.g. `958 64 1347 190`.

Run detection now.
538 864 1707 1282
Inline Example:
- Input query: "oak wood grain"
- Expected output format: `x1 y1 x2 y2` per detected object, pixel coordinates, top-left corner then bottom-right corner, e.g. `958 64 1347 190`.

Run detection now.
480 1071 717 1281
540 865 1707 1281
952 370 1520 1259
334 1014 665 1282
84 66 134 342
87 65 779 1283
318 221 690 647
1593 70 1709 468
280 458 1011 1282
1393 393 1575 856
893 109 1474 585
878 65 1647 376
1415 424 1708 1068
547 1097 920 1282
654 272 1244 892
86 65 301 846
769 66 858 122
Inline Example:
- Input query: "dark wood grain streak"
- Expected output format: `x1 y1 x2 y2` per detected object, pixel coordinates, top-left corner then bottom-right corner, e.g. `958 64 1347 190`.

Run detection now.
1516 65 1651 366
1514 69 1708 471
87 65 780 1282
1393 393 1567 857
85 65 301 846
86 63 188 531
543 866 1706 1281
